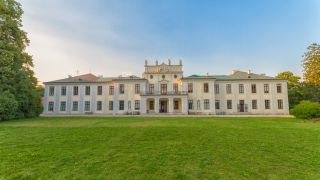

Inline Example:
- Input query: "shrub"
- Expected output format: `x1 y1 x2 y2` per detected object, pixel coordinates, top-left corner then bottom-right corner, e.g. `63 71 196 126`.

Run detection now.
0 91 18 121
290 100 320 119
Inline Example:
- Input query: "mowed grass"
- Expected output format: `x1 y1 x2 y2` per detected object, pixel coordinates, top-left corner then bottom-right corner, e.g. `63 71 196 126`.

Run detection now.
0 117 319 179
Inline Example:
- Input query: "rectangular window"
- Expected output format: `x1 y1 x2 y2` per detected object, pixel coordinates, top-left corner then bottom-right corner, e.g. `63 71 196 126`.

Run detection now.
264 84 269 93
214 84 219 94
226 84 232 94
119 84 125 94
49 86 55 96
135 84 140 94
188 100 193 110
239 84 244 94
73 86 78 96
61 86 66 96
252 100 257 110
251 84 256 93
149 100 154 110
227 100 232 109
109 101 113 111
278 99 283 109
85 101 90 111
215 100 220 110
134 100 140 110
277 84 282 93
204 83 209 93
174 100 179 110
119 100 124 110
109 86 114 95
204 99 210 110
149 84 154 94
161 84 167 95
265 100 270 109
48 101 54 111
72 101 78 111
188 83 193 93
97 101 102 111
97 86 103 95
85 86 90 96
173 83 179 93
60 101 66 111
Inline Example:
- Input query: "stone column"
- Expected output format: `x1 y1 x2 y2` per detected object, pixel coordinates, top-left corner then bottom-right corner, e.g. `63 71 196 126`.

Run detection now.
169 96 174 113
155 96 159 113
140 96 147 114
182 96 188 114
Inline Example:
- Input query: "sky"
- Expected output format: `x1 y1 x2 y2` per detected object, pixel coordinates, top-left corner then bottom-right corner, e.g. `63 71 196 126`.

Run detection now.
19 0 320 82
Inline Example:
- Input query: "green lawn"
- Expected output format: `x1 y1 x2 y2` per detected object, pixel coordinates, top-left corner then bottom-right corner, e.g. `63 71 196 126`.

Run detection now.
0 117 319 179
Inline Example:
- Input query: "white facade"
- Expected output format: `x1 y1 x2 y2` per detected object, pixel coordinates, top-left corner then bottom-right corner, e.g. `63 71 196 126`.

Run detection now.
43 61 289 115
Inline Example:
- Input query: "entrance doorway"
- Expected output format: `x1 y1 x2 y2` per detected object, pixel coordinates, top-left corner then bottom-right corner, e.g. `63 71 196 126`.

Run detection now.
239 100 245 112
160 100 168 113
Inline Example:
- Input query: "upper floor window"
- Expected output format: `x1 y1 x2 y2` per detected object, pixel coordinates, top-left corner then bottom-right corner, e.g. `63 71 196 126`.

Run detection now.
135 84 140 94
161 84 167 95
149 84 154 94
73 86 78 96
174 74 177 79
277 84 282 93
251 84 256 93
214 84 219 94
162 75 165 80
109 86 114 95
173 83 179 93
61 86 66 96
49 86 55 96
97 86 103 95
150 75 153 79
264 84 269 93
226 84 232 94
188 83 193 93
239 84 244 94
85 86 90 96
204 83 209 93
119 84 125 94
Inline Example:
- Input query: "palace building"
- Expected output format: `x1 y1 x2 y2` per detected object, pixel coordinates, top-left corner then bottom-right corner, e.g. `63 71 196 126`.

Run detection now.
43 60 289 115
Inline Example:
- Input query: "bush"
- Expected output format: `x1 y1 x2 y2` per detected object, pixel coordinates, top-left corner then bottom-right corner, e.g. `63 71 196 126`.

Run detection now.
290 100 320 119
0 91 18 121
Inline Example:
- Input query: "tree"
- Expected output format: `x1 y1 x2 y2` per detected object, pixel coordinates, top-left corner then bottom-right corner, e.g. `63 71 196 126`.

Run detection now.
276 71 300 86
302 43 320 85
0 91 18 120
0 0 41 120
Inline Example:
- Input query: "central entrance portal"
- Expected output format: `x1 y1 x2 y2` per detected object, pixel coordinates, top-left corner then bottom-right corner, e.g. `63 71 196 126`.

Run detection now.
160 100 168 113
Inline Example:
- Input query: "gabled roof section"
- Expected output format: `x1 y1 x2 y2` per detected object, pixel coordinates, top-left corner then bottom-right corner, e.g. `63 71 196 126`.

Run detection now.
44 73 99 84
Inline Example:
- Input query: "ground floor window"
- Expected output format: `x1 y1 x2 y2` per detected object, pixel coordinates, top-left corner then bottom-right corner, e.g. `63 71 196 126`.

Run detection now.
215 100 219 110
252 100 257 110
85 101 90 111
48 101 54 111
188 100 193 110
265 100 270 109
174 100 179 110
135 100 140 110
60 101 66 111
72 101 78 111
149 100 154 110
204 99 210 110
119 100 124 110
109 101 113 111
278 99 283 109
97 101 102 111
227 100 232 109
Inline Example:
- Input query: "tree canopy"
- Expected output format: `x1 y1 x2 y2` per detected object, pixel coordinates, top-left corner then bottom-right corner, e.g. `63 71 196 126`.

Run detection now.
0 0 41 120
303 43 320 85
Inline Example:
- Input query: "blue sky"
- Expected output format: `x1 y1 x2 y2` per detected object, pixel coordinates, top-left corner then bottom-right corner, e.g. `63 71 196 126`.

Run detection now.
19 0 320 82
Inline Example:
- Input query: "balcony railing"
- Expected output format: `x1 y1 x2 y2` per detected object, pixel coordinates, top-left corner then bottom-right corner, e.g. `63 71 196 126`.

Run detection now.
140 91 188 96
